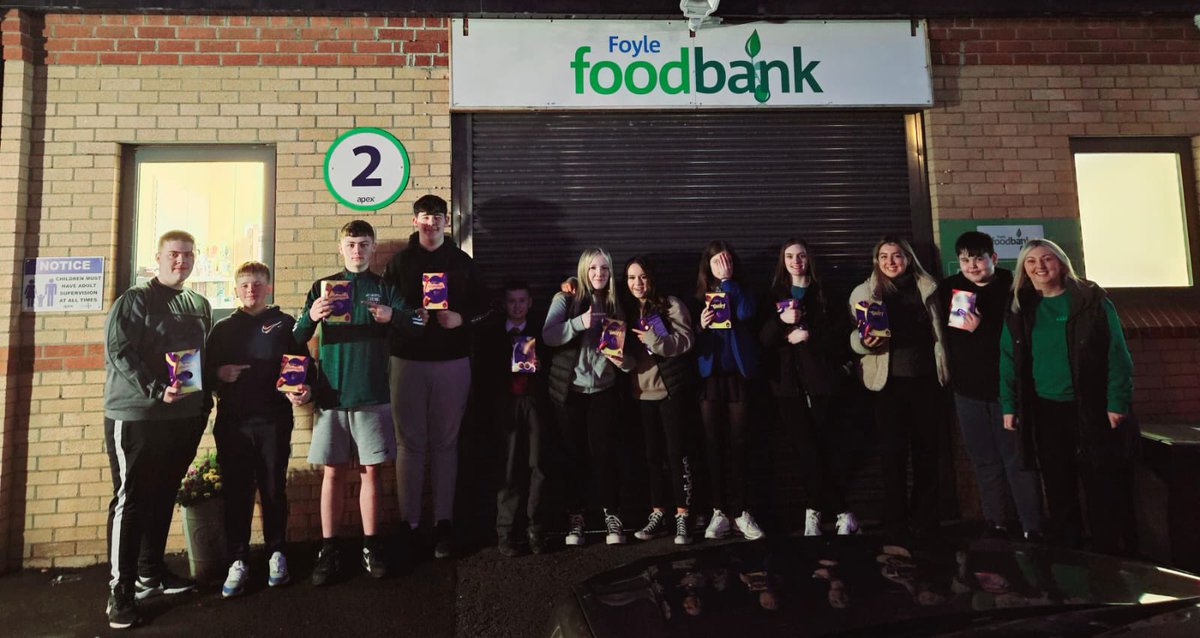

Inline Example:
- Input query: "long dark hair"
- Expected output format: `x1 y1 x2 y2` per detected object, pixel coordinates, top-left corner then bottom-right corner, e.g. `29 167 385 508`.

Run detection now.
769 237 825 302
622 255 671 321
695 240 744 300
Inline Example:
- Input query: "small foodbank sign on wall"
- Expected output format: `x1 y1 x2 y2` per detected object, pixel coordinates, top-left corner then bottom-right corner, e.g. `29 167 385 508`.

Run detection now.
451 19 932 109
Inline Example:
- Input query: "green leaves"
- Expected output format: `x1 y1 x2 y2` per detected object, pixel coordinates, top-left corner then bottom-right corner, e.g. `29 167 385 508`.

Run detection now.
745 30 762 58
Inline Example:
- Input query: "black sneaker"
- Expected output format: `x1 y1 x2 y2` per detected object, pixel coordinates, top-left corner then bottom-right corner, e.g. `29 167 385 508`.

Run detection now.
362 545 387 578
634 511 668 541
674 512 693 546
498 535 520 558
134 570 196 600
433 520 454 559
106 582 140 630
527 529 546 555
311 546 340 587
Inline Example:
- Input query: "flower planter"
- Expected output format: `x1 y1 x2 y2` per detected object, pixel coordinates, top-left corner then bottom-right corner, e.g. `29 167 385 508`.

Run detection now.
181 497 226 583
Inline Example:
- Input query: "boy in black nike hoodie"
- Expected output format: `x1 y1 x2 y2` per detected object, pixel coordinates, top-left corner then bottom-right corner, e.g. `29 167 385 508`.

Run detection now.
205 261 313 598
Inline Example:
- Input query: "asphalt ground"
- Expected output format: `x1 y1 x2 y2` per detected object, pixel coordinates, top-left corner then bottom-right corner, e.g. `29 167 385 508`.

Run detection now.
0 526 752 638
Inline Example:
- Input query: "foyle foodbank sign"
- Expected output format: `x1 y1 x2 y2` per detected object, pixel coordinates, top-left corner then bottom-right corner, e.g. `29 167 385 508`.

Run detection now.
451 19 932 109
570 30 822 103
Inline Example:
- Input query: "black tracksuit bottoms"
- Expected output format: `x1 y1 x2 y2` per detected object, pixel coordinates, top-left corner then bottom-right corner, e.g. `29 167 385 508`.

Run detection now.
105 416 206 587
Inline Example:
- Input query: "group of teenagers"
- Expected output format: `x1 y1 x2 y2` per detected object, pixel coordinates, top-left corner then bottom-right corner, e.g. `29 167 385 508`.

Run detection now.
100 192 1138 631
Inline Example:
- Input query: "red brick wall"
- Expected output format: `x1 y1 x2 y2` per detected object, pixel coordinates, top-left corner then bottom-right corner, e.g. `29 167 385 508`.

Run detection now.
1127 334 1200 421
929 18 1200 66
41 14 449 66
925 15 1200 423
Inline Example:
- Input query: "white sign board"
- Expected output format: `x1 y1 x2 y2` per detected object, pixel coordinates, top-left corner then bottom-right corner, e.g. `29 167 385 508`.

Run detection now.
22 257 104 312
323 127 411 211
451 19 932 109
977 225 1045 260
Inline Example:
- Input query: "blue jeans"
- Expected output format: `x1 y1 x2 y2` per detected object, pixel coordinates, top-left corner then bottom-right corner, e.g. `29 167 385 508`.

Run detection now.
954 393 1044 533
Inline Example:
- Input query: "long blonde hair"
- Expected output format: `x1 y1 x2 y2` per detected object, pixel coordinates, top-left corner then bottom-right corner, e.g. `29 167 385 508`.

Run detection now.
569 247 622 319
871 236 932 298
1010 238 1081 313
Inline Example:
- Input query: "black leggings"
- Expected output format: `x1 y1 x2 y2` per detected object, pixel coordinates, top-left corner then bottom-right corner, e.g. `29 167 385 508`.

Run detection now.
1033 397 1138 555
776 394 847 515
640 393 694 511
555 388 620 513
875 376 945 533
700 399 749 514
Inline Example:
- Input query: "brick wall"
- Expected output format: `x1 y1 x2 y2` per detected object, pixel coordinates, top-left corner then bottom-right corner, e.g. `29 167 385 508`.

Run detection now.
4 12 452 569
1 9 40 573
925 16 1200 423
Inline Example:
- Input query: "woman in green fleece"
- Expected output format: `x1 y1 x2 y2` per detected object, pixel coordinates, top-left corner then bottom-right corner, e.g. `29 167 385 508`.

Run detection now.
999 238 1135 555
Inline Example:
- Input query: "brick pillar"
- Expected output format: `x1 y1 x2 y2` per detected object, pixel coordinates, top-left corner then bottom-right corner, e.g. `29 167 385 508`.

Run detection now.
0 8 39 573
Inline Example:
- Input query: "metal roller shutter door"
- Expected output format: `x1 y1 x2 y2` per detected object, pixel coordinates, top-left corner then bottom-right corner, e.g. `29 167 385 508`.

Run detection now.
458 110 917 303
456 110 930 527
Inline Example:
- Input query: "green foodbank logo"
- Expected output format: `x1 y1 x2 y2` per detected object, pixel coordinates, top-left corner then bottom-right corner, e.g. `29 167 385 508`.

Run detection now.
570 30 821 103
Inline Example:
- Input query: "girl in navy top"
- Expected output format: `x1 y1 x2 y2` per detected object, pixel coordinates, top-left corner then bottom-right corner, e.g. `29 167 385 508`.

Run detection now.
693 241 764 542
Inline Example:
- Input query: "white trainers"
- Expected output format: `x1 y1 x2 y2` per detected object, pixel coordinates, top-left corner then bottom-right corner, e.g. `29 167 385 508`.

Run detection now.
805 509 823 536
704 509 731 540
735 511 765 541
565 513 586 547
604 510 627 545
221 560 248 598
836 511 861 536
268 551 290 587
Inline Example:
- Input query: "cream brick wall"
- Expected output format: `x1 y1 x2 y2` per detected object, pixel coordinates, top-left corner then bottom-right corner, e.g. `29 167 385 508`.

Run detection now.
21 62 450 568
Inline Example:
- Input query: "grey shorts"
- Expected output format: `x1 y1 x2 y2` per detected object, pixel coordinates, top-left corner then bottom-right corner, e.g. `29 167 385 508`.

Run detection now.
307 404 396 466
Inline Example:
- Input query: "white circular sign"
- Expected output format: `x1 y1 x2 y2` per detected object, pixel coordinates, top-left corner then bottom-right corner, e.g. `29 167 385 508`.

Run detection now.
323 127 410 211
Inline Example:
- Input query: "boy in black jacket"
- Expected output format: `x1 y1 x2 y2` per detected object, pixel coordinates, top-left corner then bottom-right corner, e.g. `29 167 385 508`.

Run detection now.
937 231 1043 540
477 281 550 556
206 261 312 598
383 194 489 559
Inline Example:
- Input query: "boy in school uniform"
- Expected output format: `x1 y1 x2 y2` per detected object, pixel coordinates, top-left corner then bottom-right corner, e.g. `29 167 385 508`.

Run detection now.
937 231 1044 541
477 281 551 557
205 261 313 598
294 220 424 585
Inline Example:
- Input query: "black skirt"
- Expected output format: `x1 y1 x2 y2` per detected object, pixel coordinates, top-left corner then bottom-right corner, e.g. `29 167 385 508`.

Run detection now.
699 372 746 403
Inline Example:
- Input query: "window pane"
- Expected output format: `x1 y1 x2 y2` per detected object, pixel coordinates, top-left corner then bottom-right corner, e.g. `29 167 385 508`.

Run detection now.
134 160 267 309
1075 152 1192 288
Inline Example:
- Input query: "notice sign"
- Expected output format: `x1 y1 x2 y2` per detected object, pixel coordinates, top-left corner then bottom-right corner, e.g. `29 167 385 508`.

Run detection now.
22 257 104 312
323 127 411 211
451 19 933 109
977 225 1045 260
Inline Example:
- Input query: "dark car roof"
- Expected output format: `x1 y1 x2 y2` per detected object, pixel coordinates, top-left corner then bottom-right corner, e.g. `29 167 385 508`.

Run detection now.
559 536 1200 637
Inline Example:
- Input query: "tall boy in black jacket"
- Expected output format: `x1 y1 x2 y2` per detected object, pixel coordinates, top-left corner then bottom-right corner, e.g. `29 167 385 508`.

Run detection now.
383 194 488 559
205 261 313 598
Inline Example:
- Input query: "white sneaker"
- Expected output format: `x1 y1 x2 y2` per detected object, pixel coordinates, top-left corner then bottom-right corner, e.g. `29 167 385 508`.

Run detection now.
704 509 731 540
268 551 290 587
604 510 626 545
565 513 586 547
221 560 248 598
735 511 765 541
805 509 823 537
836 511 861 536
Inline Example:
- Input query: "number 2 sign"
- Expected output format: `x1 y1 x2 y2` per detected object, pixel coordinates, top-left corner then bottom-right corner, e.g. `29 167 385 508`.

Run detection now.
323 127 411 211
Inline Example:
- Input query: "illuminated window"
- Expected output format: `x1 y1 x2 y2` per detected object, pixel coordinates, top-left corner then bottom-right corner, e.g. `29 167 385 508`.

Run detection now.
1072 138 1198 289
120 146 276 311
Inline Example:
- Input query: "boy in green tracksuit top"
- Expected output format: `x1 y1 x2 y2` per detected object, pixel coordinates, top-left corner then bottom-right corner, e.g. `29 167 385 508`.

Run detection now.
294 220 424 585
